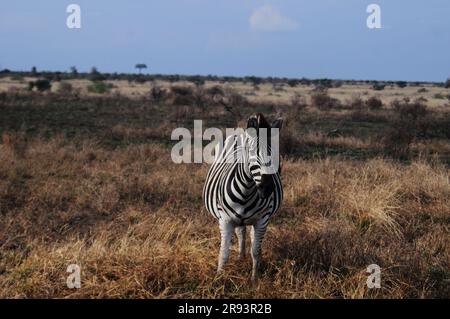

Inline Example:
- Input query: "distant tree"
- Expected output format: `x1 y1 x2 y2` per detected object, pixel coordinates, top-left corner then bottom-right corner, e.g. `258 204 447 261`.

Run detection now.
90 67 99 75
287 79 299 88
396 81 408 88
31 66 37 76
445 78 450 89
135 63 147 74
89 67 105 81
247 76 262 86
372 82 386 91
316 78 333 89
70 66 78 76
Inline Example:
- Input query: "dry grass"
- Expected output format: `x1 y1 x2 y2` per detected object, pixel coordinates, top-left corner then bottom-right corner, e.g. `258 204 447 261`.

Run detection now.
0 136 448 298
0 78 448 298
2 77 450 109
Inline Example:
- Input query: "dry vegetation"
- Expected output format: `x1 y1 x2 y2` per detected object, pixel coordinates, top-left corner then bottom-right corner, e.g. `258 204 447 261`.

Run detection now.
0 76 449 298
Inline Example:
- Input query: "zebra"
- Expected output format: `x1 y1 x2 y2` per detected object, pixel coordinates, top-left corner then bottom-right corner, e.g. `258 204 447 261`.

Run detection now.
203 113 283 280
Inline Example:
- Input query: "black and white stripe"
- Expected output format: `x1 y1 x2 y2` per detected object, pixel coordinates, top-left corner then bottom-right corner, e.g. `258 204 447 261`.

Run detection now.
203 114 283 280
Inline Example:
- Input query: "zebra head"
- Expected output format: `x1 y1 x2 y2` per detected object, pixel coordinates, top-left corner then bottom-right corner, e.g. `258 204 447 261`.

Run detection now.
246 113 283 199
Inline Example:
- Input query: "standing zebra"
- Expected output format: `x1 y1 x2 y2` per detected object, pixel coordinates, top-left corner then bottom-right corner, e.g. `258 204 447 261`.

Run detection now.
203 113 283 280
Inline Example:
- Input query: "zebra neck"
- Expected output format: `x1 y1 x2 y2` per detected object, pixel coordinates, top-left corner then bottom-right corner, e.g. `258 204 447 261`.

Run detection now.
233 161 256 198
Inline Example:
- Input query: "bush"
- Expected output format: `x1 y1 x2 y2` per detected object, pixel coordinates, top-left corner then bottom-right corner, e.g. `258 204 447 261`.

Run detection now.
392 99 428 121
279 124 301 156
10 74 24 82
384 99 429 159
291 94 307 111
396 81 408 88
149 85 167 103
311 89 341 110
417 87 428 93
372 83 386 91
444 78 450 88
366 96 383 110
333 80 343 88
315 78 333 89
223 90 247 108
383 123 415 160
134 76 147 84
206 85 224 96
87 81 113 94
58 81 73 94
287 79 299 88
89 67 106 82
168 85 195 106
28 79 51 92
349 96 365 109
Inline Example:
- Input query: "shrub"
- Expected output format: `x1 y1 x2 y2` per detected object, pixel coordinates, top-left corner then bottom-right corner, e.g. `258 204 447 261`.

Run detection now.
349 96 365 109
10 74 24 82
383 122 415 160
279 124 301 156
28 79 52 92
224 90 247 108
315 78 333 89
366 96 383 110
333 80 344 88
396 81 408 88
206 85 224 96
287 79 299 87
392 99 428 121
168 85 195 106
149 85 167 103
311 89 341 110
87 81 113 94
272 83 285 92
372 83 386 91
384 99 429 159
134 76 147 84
89 67 106 82
417 87 428 93
434 93 445 100
291 94 307 110
191 76 205 87
58 81 73 94
444 78 450 88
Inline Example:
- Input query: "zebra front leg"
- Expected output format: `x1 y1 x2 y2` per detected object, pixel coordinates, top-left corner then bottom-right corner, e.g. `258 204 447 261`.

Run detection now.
217 220 234 274
250 221 268 281
235 226 246 260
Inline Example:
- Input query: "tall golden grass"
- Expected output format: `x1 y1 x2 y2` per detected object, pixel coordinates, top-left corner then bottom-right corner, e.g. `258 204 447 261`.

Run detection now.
0 136 448 298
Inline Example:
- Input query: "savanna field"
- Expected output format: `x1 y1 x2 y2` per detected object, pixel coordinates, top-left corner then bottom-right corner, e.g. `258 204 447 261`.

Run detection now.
0 74 449 298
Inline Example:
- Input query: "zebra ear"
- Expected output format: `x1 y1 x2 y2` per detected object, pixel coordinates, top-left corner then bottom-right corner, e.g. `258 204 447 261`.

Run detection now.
271 118 283 131
247 116 259 137
247 116 259 130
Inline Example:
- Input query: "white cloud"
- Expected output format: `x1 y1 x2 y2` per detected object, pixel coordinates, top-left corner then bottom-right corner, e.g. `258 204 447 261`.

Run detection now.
249 5 299 32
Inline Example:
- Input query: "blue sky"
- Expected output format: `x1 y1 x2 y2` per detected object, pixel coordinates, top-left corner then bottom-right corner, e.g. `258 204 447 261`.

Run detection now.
1 0 449 81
